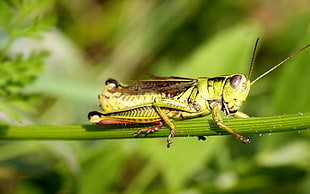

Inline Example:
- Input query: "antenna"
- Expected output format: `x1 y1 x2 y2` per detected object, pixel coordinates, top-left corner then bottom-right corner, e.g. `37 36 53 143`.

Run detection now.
250 43 310 86
247 38 260 80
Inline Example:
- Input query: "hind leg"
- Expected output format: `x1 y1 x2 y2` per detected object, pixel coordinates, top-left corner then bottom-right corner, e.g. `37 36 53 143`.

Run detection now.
132 121 164 136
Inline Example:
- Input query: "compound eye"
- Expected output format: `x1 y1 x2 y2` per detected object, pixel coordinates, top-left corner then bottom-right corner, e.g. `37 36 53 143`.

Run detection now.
230 74 242 89
105 79 121 88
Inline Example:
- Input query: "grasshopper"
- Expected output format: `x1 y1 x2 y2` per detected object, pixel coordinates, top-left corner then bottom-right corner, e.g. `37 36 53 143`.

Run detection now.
88 39 310 148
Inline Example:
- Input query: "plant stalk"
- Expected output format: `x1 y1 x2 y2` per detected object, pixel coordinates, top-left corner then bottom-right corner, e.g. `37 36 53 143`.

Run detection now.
0 113 309 140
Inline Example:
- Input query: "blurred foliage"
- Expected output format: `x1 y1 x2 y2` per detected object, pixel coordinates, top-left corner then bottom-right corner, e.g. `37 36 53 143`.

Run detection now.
0 0 310 193
0 0 54 123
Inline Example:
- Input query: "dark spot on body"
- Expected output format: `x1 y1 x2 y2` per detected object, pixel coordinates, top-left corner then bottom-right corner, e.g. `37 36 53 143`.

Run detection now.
106 79 121 88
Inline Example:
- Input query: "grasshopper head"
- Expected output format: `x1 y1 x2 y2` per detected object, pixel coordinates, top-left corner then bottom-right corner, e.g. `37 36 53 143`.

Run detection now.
222 74 250 115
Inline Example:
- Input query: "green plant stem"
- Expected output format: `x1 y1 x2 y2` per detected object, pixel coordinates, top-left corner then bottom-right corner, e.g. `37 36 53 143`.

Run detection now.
0 113 309 140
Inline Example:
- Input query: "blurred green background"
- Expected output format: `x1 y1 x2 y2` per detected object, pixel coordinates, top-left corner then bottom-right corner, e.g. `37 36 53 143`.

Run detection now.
0 0 310 193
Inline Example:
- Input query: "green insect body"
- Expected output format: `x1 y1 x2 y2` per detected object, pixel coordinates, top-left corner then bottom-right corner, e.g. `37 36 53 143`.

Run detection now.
88 40 310 148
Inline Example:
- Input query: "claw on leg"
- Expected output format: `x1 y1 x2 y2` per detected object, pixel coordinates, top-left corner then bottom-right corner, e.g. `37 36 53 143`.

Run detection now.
132 121 163 136
238 136 251 143
132 121 176 148
166 128 176 148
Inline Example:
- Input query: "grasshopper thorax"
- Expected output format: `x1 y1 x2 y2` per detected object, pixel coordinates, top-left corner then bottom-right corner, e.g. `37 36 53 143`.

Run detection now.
222 74 250 115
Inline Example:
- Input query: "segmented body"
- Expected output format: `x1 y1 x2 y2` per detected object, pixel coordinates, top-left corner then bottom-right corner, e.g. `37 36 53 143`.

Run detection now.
88 40 310 148
97 75 248 120
88 74 250 148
